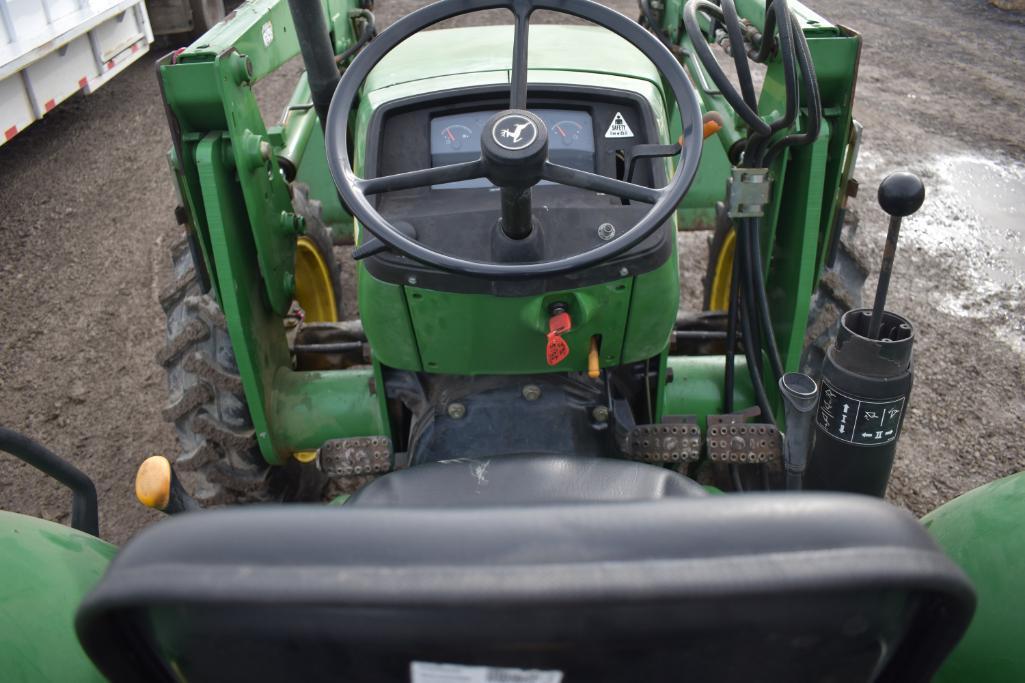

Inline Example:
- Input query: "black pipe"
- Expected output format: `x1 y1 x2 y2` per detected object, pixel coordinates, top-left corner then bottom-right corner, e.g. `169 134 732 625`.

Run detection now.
500 186 534 239
286 0 341 131
293 341 364 354
0 427 99 537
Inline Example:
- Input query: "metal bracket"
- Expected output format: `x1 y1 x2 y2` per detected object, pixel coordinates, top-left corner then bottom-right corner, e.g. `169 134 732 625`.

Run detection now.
727 167 772 218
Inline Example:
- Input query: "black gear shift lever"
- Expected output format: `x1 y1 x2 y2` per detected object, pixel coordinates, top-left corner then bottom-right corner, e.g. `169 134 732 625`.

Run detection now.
868 172 926 339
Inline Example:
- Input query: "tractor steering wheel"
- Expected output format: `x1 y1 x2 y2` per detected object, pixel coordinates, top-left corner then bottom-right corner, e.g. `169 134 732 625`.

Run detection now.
325 0 703 280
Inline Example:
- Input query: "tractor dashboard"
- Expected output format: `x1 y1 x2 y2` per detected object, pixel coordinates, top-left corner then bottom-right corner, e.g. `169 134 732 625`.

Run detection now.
360 85 674 295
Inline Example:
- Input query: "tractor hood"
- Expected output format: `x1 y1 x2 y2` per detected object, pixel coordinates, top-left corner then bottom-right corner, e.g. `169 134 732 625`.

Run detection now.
363 25 660 94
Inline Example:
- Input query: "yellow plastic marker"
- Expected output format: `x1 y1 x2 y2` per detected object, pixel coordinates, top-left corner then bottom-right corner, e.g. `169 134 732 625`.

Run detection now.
135 455 172 511
294 450 318 464
588 337 601 379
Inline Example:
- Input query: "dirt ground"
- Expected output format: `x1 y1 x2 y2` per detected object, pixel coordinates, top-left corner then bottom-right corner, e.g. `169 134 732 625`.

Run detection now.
0 0 1022 545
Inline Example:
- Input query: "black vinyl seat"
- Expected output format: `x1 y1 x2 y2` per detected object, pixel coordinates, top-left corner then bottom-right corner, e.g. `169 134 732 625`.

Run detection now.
347 453 709 506
76 459 975 683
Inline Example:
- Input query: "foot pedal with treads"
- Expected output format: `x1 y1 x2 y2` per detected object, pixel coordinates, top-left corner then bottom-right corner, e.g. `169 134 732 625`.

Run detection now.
624 423 702 464
316 437 393 492
706 412 781 464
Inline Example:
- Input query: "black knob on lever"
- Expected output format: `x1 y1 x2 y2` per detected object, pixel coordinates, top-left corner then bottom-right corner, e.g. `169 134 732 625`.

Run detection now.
868 172 925 339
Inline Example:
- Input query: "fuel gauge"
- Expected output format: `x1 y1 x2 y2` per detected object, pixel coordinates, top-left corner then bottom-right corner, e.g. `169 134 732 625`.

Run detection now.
552 120 584 147
440 124 474 151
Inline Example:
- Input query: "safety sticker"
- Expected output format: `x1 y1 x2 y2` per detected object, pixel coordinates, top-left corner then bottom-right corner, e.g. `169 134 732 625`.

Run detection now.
262 21 274 47
604 112 634 138
816 380 906 447
411 661 563 683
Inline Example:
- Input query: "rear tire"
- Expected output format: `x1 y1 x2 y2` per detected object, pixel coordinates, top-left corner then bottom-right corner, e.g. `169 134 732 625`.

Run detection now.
157 235 275 503
799 231 869 378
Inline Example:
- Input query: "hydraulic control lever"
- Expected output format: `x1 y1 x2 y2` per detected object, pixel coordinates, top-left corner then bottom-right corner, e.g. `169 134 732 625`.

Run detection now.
135 455 200 514
868 172 926 339
805 172 924 497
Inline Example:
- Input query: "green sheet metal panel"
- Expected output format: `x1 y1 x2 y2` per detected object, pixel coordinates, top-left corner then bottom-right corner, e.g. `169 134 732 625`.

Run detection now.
0 512 115 681
363 25 661 95
923 472 1025 683
404 277 634 375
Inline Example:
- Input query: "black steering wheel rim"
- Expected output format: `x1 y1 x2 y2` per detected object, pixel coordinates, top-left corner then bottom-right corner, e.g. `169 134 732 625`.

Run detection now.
325 0 703 280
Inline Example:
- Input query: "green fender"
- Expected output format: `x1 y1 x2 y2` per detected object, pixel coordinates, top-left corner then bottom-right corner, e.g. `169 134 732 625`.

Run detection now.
0 511 115 681
923 471 1025 682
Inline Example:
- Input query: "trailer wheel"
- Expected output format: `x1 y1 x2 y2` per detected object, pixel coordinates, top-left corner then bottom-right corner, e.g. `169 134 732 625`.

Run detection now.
702 222 868 379
157 226 339 503
188 0 224 39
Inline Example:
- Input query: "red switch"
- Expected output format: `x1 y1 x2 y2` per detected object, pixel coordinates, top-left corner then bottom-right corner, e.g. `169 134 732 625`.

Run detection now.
546 309 572 366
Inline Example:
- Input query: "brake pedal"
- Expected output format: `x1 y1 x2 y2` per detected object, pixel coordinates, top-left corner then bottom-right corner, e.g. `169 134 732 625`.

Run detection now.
316 437 393 491
624 423 702 464
706 413 782 464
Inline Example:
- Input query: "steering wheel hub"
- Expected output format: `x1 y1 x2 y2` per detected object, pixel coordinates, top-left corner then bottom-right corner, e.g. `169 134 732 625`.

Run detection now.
481 109 548 188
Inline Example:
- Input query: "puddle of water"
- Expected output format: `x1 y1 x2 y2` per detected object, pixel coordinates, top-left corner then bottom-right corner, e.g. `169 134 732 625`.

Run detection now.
858 151 1025 355
906 154 1025 287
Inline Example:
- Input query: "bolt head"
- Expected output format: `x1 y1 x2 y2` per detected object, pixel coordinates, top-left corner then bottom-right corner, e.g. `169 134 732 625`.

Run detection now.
522 384 542 401
447 402 466 419
592 405 610 422
407 275 417 286
619 267 629 277
597 222 616 241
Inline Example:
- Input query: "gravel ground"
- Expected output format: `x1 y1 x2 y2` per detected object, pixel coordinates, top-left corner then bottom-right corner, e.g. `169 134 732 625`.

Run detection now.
0 0 1022 545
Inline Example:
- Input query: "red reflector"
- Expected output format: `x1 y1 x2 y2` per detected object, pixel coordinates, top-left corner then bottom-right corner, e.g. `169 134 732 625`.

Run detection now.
79 77 88 89
4 126 17 141
106 60 114 70
44 99 56 112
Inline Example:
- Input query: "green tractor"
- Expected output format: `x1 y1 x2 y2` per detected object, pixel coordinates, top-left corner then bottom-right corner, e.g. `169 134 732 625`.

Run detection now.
1 0 1023 680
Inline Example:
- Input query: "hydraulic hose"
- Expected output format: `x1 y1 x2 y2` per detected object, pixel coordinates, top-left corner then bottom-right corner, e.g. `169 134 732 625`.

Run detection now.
719 0 757 109
335 10 377 65
683 1 771 136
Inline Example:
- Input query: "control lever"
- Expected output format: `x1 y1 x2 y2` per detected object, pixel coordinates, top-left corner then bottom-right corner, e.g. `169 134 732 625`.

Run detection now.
868 172 925 339
624 144 681 184
778 372 818 490
135 455 200 514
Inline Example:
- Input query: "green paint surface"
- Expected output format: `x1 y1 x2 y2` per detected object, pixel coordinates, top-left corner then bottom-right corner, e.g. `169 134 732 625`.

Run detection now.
0 512 114 681
923 472 1025 682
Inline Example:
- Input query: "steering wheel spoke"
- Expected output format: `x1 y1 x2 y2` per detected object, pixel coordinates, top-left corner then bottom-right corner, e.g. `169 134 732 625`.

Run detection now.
510 2 531 109
542 162 664 204
356 159 484 196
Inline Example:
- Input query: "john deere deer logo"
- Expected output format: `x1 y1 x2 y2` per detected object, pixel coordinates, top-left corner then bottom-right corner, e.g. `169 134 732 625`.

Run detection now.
493 114 538 151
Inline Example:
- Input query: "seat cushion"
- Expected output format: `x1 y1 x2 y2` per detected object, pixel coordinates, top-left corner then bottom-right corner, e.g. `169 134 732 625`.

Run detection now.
76 494 975 683
346 454 708 507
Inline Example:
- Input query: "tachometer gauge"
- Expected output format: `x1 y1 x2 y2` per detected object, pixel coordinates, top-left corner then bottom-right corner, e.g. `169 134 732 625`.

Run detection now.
440 124 474 150
551 120 584 147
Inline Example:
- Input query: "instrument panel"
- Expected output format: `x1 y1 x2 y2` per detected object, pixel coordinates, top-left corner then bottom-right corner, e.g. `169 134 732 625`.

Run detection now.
430 109 595 189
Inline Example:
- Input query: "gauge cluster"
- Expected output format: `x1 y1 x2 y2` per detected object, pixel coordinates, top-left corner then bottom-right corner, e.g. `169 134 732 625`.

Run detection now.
430 109 594 189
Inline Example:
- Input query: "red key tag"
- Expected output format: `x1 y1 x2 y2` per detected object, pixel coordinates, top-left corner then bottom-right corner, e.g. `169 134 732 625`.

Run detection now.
546 311 572 366
546 334 569 365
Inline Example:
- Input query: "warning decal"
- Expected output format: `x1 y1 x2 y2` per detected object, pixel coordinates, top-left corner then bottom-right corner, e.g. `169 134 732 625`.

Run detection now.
816 380 906 447
604 112 634 138
411 661 563 683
